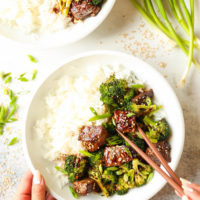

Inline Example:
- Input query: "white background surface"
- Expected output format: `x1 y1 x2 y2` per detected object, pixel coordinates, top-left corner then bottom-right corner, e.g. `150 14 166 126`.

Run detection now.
0 0 200 199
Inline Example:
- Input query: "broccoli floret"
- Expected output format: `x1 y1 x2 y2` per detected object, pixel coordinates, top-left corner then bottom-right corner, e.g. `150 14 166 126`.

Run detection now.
123 88 135 104
102 169 117 184
116 169 135 194
92 0 103 5
134 137 146 151
88 162 109 197
126 102 155 114
105 184 116 196
124 134 146 151
132 159 152 187
143 116 170 142
103 120 116 135
99 75 129 107
64 155 88 182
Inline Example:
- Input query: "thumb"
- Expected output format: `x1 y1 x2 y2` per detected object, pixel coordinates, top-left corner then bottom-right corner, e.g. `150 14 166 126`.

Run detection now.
32 170 46 200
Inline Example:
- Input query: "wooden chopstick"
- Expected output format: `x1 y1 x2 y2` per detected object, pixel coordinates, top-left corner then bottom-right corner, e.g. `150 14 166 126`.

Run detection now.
116 129 185 196
137 126 182 186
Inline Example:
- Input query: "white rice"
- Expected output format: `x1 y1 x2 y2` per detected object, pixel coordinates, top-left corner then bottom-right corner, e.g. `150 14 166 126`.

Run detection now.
0 0 71 33
34 65 143 186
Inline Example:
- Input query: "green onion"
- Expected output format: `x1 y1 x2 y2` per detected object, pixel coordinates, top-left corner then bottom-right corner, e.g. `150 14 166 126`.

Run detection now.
89 107 98 116
79 150 93 157
131 84 144 89
147 172 154 183
32 69 38 80
69 186 78 199
126 112 135 117
18 77 29 82
131 0 200 85
55 166 68 175
4 76 12 84
27 55 38 63
106 135 123 146
8 137 18 145
0 72 11 80
89 112 111 121
106 166 119 171
3 88 9 95
124 147 132 158
17 90 30 95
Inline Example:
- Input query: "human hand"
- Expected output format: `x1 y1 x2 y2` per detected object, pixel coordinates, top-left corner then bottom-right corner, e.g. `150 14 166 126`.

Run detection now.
14 170 56 200
175 178 200 200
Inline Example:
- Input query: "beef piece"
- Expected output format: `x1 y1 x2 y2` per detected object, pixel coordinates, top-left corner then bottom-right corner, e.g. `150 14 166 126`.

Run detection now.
132 89 154 105
104 145 133 167
146 141 171 166
114 110 136 133
70 0 101 20
79 125 108 152
73 178 100 195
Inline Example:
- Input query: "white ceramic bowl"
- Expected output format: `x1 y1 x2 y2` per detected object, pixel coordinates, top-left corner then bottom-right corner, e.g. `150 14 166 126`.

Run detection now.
24 50 185 200
0 1 115 49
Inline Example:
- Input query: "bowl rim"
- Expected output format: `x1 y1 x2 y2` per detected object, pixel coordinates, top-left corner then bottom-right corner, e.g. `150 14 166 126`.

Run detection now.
0 0 116 49
23 50 185 200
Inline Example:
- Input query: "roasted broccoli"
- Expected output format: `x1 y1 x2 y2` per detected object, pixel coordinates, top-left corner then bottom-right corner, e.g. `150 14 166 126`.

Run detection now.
102 168 117 184
88 162 109 197
132 159 152 187
64 155 88 182
116 169 135 194
143 116 170 141
99 75 129 107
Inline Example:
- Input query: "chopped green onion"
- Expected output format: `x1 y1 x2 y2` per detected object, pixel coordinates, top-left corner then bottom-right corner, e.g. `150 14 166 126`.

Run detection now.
17 90 30 95
69 186 78 199
79 150 93 157
106 135 123 146
8 137 18 145
124 147 132 158
4 76 12 84
18 77 29 82
147 172 154 183
131 84 144 89
126 112 135 117
27 55 38 63
89 112 111 121
55 166 68 175
19 73 26 77
6 105 18 121
3 88 9 95
32 69 38 80
106 166 118 171
0 72 11 80
90 107 98 116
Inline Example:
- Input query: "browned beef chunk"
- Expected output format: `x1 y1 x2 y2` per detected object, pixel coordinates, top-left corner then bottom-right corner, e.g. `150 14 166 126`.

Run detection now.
146 141 171 166
70 0 101 20
132 89 154 105
78 125 108 152
73 178 100 195
114 110 136 133
104 145 133 167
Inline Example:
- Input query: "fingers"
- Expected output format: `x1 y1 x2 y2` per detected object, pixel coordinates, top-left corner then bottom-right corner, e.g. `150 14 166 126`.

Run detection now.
180 178 200 200
32 170 46 200
14 170 33 200
46 193 56 200
181 178 200 192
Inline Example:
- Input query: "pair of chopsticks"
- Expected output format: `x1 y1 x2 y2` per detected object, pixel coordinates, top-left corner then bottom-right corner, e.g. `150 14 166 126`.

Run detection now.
116 127 184 196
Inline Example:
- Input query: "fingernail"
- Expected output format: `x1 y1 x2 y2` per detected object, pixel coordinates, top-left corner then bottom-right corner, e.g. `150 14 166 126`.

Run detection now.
182 195 189 200
33 170 42 185
182 185 194 193
180 178 191 185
